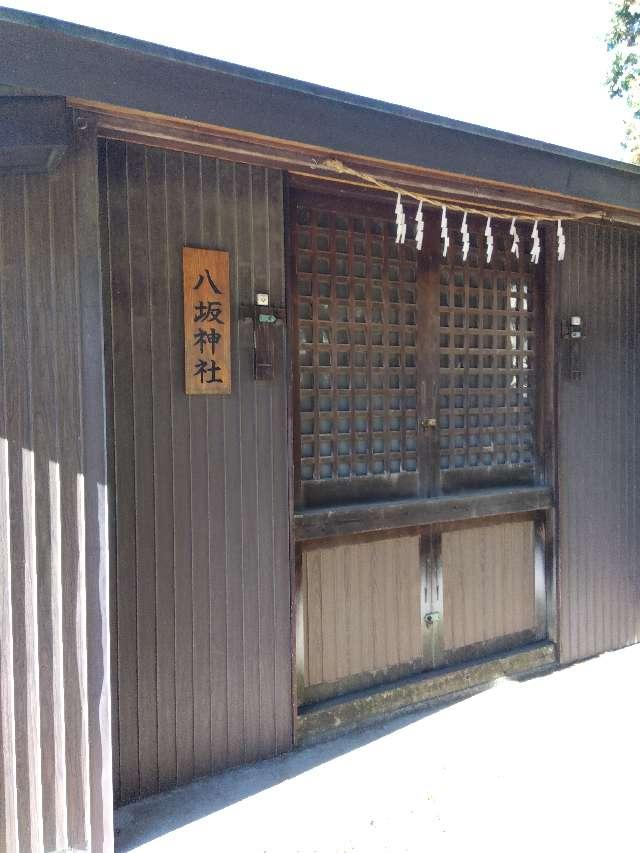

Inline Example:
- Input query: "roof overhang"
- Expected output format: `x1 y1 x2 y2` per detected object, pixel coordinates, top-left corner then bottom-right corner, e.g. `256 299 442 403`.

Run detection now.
0 95 70 174
1 6 639 221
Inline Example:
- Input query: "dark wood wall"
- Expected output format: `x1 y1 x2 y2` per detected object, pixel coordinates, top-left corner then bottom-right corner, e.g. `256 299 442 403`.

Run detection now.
0 122 112 852
556 222 640 663
100 140 292 804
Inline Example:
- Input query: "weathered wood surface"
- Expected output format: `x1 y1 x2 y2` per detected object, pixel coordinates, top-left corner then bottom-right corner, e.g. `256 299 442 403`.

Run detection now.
301 536 422 688
442 519 535 650
297 641 556 746
295 485 552 541
101 140 292 803
0 123 112 851
183 247 231 395
556 223 640 663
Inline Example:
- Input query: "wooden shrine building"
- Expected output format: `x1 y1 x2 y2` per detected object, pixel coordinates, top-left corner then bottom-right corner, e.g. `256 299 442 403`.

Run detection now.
1 8 639 851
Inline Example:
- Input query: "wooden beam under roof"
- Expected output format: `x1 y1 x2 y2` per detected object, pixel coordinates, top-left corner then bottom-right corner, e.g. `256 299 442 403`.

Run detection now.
72 99 640 229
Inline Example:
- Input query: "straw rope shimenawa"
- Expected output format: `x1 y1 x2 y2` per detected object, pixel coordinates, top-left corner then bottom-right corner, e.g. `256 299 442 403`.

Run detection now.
312 157 608 224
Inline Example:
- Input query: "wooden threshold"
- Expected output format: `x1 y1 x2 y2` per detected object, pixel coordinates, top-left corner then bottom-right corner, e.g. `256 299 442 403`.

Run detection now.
296 641 556 746
294 484 552 542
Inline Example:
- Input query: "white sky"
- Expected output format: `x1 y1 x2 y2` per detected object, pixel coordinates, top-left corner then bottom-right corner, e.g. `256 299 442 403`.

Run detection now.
9 0 631 162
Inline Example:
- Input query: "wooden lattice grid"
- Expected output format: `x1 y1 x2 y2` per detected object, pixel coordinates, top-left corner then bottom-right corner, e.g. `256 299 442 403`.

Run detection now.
292 192 538 493
438 218 536 472
294 202 419 482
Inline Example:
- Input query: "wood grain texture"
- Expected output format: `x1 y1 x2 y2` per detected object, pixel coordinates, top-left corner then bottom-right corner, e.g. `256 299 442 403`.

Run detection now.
183 247 231 394
26 170 67 853
295 485 552 541
1 173 43 853
75 118 113 853
54 152 91 853
442 519 535 650
302 536 422 688
0 128 112 851
102 140 292 803
79 102 640 230
556 223 640 664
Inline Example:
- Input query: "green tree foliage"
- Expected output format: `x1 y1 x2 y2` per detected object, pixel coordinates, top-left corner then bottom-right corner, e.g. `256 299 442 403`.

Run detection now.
607 1 640 162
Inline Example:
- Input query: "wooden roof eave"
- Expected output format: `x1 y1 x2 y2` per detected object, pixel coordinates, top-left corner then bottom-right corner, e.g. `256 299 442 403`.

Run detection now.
72 99 640 230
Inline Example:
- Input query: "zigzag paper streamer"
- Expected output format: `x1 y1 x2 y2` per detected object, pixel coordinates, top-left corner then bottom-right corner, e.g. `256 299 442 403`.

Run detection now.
485 216 493 263
531 220 540 264
441 205 449 257
415 201 424 251
509 217 519 259
395 193 407 244
461 212 470 261
557 219 565 261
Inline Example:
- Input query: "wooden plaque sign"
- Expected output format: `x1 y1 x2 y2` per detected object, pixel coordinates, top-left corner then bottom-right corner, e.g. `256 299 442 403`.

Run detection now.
183 247 231 395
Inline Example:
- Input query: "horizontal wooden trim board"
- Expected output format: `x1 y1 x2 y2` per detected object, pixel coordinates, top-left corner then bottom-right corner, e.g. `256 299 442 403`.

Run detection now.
69 103 640 228
294 485 552 541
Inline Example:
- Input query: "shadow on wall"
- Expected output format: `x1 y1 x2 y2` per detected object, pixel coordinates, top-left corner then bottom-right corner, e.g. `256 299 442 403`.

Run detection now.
113 676 513 851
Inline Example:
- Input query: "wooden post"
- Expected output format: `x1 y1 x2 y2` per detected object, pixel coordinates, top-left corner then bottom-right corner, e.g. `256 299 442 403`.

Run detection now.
74 110 114 853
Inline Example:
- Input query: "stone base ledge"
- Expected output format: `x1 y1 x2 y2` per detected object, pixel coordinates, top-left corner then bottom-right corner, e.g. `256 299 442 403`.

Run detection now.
296 641 557 747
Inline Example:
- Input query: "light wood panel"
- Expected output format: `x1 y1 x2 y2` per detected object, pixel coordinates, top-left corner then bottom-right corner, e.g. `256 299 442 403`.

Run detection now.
182 247 231 395
101 140 292 803
442 519 535 650
302 536 422 688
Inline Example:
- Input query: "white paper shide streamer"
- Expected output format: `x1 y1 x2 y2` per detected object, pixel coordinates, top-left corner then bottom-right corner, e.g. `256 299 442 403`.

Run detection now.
441 205 449 257
485 216 493 263
509 217 519 259
415 201 424 251
388 190 566 267
557 219 565 261
530 220 541 264
395 193 407 244
461 212 470 261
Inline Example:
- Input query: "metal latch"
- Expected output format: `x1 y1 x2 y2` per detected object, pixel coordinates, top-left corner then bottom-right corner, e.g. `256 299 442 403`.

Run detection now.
239 293 286 380
424 611 442 627
420 417 437 431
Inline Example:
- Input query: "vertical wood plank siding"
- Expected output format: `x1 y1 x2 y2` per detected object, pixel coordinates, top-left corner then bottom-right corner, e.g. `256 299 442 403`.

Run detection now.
100 140 292 803
442 519 535 650
556 223 640 663
0 130 113 851
301 536 422 688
